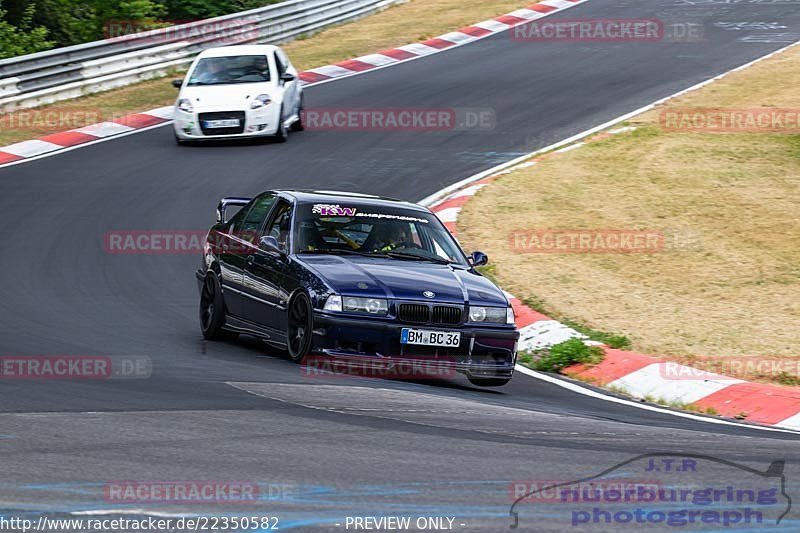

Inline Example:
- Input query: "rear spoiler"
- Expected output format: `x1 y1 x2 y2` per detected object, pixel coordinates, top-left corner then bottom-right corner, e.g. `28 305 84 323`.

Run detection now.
217 197 251 224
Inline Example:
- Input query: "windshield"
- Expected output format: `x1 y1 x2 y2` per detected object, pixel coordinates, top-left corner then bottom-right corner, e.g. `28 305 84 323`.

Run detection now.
187 55 271 86
294 203 469 266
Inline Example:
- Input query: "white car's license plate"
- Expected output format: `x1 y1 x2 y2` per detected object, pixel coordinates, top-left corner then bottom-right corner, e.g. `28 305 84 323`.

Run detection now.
204 119 240 128
401 328 460 347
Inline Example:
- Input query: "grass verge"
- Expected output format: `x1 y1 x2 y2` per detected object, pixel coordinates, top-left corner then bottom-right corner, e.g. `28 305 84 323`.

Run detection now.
459 44 800 386
0 0 534 146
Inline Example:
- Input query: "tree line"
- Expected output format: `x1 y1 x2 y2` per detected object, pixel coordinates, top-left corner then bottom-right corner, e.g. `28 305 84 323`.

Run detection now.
0 0 283 59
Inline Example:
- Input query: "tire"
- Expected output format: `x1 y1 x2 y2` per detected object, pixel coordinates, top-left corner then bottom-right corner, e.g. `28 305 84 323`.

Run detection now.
199 273 230 340
273 106 288 143
467 376 511 387
290 94 305 132
286 292 313 363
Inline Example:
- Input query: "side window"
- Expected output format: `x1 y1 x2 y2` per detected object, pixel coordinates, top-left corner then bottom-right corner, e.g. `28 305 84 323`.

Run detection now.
226 203 250 235
273 52 286 77
239 194 276 242
264 202 293 251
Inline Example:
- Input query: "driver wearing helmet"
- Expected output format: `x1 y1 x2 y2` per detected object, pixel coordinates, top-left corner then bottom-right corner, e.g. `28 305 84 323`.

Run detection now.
369 223 413 252
195 59 226 84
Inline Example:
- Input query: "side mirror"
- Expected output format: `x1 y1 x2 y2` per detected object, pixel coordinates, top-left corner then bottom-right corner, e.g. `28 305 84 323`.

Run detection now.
280 72 296 83
259 235 283 255
171 79 183 88
470 251 488 267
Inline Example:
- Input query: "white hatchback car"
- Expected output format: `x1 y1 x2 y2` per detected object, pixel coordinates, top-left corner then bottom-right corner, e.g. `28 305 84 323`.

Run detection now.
172 45 303 144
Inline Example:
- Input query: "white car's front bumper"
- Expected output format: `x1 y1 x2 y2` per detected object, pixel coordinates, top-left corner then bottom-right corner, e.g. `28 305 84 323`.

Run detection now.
173 105 281 140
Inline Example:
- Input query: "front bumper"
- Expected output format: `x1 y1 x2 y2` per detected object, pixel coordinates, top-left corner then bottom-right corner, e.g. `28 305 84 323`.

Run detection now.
312 311 519 379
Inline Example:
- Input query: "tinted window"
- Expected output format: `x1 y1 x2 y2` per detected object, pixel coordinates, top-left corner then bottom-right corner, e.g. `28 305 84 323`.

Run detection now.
264 202 293 252
188 55 271 86
239 194 277 242
226 203 250 235
295 203 468 265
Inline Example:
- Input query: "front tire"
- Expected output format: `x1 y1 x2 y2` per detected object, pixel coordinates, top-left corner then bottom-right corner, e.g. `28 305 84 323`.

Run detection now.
200 274 229 340
467 376 511 387
286 292 313 363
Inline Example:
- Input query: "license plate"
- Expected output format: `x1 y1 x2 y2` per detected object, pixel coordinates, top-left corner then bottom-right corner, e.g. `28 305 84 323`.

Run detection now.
203 119 240 128
401 328 460 347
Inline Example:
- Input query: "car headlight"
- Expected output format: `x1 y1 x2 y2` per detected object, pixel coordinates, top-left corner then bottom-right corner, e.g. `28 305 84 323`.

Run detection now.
323 295 342 312
177 98 193 113
323 294 388 315
506 306 516 325
468 306 511 324
343 296 388 315
250 94 271 109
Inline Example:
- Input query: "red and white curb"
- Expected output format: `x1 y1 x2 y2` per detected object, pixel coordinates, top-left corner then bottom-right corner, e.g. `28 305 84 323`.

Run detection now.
0 0 588 169
297 0 586 85
425 132 800 433
0 107 175 166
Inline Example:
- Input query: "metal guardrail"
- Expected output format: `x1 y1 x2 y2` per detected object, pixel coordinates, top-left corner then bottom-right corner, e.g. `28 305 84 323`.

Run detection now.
0 0 402 113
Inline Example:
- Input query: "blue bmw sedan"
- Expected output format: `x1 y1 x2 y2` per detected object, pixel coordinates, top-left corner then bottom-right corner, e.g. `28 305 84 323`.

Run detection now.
197 190 518 386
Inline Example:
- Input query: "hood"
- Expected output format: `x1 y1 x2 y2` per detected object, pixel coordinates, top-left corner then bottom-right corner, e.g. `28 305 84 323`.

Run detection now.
179 82 275 111
299 256 509 307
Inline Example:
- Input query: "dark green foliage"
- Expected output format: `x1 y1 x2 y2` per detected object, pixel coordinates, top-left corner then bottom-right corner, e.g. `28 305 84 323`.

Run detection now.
0 4 53 58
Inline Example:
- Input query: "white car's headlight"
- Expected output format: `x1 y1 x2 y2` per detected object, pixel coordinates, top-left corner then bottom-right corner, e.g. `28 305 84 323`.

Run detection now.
468 306 510 324
250 94 272 109
177 98 193 113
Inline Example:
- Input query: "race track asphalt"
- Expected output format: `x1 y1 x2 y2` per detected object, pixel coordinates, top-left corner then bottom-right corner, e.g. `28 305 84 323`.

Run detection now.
1 0 799 530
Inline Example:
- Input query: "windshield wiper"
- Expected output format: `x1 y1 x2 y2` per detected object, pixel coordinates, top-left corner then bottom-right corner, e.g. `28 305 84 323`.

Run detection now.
381 251 453 264
297 248 385 257
298 249 370 256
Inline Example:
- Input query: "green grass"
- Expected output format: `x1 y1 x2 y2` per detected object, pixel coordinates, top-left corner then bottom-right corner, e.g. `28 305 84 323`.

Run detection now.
523 338 604 373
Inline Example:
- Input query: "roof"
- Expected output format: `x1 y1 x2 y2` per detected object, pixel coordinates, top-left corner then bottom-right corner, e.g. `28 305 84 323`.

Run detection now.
197 45 282 58
278 190 427 212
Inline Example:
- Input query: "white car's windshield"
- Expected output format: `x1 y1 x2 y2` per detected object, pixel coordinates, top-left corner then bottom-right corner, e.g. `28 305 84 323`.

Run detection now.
295 203 469 266
188 55 270 86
